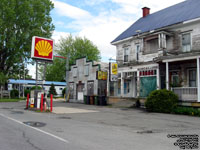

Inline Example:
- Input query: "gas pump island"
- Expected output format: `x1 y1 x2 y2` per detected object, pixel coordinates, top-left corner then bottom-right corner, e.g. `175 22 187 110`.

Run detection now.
27 36 54 111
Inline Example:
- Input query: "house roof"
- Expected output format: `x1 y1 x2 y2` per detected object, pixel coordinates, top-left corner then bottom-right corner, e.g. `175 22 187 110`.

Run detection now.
111 0 200 44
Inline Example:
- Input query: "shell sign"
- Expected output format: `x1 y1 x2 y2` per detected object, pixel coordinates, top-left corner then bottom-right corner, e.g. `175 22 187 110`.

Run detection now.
31 36 54 61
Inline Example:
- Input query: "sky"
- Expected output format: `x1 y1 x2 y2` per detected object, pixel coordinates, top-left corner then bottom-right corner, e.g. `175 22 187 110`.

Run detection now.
29 0 185 78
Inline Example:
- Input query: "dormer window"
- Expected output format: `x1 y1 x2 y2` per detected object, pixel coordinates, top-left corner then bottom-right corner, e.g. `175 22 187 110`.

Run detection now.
123 47 129 63
73 67 77 77
182 33 191 52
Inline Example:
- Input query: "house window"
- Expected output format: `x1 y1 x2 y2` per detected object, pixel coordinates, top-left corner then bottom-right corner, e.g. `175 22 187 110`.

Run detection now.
124 47 129 63
135 44 140 61
124 80 130 94
182 33 191 52
73 67 77 77
87 81 94 96
189 69 196 87
171 75 179 87
84 65 89 76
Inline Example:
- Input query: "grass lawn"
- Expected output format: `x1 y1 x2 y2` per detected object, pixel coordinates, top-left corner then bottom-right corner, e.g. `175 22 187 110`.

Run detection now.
0 98 26 102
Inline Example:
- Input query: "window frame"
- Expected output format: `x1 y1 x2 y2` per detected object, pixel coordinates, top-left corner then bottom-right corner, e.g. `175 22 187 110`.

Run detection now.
123 47 130 63
188 69 197 87
135 44 140 61
182 32 191 52
84 65 89 76
73 67 78 77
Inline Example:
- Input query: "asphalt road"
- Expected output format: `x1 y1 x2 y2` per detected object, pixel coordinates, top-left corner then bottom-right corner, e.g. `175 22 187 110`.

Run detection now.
0 101 200 150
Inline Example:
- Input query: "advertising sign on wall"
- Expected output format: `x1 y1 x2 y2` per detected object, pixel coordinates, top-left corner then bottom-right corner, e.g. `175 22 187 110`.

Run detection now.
111 63 118 75
110 63 118 81
97 71 107 80
31 36 54 61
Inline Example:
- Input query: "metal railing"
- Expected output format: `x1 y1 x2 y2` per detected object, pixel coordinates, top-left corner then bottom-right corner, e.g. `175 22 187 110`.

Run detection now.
172 87 197 101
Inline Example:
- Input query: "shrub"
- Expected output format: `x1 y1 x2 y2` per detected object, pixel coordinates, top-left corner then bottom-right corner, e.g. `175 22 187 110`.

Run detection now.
24 89 31 97
48 84 57 96
31 86 42 90
145 89 178 113
173 106 200 116
10 89 19 98
62 88 66 97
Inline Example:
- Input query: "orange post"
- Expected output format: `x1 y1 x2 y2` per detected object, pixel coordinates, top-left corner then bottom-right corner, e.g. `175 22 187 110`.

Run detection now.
26 93 29 109
50 94 53 112
41 94 43 112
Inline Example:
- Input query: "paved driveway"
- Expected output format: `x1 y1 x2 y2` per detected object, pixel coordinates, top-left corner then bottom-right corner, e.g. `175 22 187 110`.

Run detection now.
0 101 199 150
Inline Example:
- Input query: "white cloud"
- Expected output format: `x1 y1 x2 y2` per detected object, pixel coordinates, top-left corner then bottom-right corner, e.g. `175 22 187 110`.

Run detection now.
27 64 36 79
52 31 70 44
52 0 186 62
52 0 92 20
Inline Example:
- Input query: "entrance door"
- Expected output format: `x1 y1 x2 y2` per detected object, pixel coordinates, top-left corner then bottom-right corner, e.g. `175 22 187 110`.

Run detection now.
140 76 156 97
76 83 84 101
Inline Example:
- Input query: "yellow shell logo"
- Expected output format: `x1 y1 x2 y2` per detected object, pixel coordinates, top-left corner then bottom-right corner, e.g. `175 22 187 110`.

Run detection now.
35 40 52 56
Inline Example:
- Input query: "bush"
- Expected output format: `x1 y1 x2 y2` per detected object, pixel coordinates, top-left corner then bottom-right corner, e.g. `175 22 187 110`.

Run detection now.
10 89 19 98
173 106 200 116
48 84 57 96
62 88 66 97
31 86 42 90
24 89 31 97
145 89 178 113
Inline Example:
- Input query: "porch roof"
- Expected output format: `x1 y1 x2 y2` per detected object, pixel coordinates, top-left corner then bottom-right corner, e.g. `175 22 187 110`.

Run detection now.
154 52 200 63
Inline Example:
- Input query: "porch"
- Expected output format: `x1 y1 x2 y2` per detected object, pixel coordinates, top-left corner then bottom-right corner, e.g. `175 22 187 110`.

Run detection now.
162 55 200 103
172 87 197 101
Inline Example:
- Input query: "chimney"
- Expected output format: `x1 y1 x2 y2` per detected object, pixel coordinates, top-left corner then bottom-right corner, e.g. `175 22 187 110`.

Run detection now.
142 7 150 17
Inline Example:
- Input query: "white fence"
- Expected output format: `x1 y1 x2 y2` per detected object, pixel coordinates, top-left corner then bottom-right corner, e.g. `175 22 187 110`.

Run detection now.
172 87 197 101
0 90 10 98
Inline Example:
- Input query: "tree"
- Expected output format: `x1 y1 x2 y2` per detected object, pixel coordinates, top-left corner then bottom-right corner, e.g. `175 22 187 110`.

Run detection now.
48 84 57 96
0 73 8 98
44 35 101 81
45 58 66 81
0 0 55 76
58 35 101 65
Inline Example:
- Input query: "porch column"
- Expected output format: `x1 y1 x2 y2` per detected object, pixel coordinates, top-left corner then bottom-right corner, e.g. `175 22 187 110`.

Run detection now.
197 58 200 102
121 72 124 97
107 70 110 97
156 67 160 90
137 70 140 97
166 62 169 90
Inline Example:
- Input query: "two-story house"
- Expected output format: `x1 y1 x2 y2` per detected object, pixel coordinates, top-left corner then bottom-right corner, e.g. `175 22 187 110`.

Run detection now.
111 0 200 104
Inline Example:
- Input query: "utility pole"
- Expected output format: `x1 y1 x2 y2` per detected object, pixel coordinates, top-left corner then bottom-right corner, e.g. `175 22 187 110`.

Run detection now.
65 54 69 102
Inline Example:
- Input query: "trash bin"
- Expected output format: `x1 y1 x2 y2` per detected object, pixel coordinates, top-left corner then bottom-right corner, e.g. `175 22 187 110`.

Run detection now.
84 95 87 104
86 96 90 104
99 96 107 106
103 96 107 106
94 96 98 105
90 96 94 105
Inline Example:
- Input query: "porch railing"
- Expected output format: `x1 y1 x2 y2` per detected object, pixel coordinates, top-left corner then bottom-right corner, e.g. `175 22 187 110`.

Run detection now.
171 87 197 101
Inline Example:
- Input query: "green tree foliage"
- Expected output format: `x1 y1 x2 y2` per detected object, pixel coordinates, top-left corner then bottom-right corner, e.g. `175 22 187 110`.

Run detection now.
48 84 57 96
0 0 55 76
0 72 8 98
31 86 42 90
0 73 8 87
45 35 101 81
45 58 66 81
10 89 19 98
